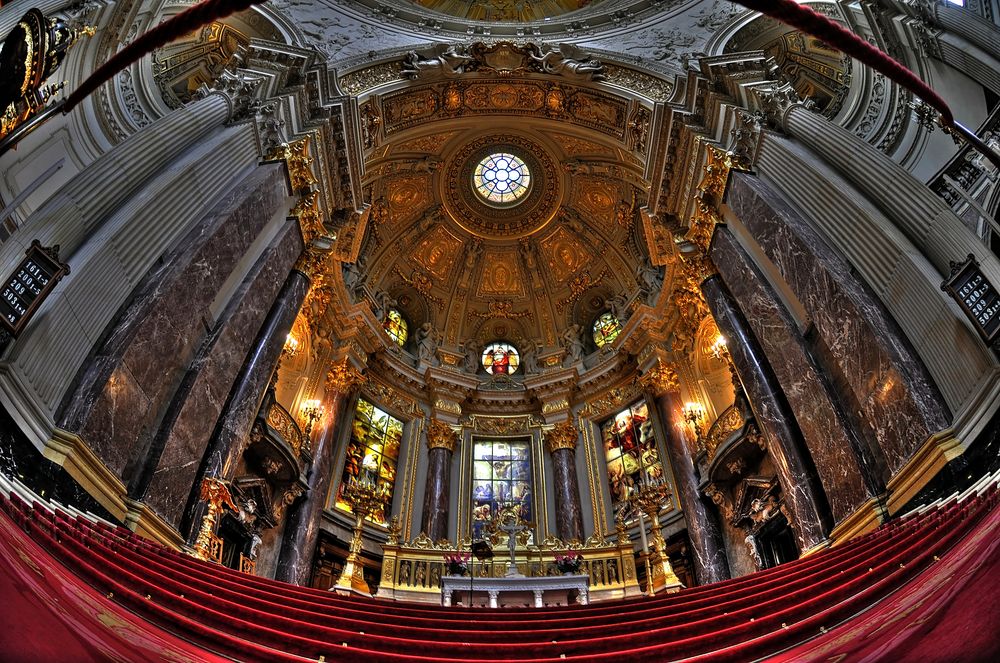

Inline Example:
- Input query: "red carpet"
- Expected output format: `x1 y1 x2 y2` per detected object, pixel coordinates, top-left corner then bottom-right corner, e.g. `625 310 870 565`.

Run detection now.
0 475 997 662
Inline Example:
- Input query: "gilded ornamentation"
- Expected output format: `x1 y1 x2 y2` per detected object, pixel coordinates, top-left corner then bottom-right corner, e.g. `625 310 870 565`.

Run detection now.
433 399 462 415
393 266 445 310
393 131 459 155
544 422 579 453
268 137 318 193
558 269 609 312
290 191 323 243
266 403 304 457
363 378 420 417
640 361 680 397
603 64 674 102
411 225 463 283
326 359 365 395
542 399 570 415
426 419 460 452
550 132 613 157
470 299 531 320
705 405 745 461
192 478 238 562
582 380 642 419
460 414 542 435
477 249 526 297
541 225 590 283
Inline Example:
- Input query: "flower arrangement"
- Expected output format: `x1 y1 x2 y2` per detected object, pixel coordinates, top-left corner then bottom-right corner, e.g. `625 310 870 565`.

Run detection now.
443 552 471 576
554 551 583 574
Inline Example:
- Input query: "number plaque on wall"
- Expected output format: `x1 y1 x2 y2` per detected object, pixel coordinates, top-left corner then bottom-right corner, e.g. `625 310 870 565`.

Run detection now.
941 254 1000 344
0 241 69 336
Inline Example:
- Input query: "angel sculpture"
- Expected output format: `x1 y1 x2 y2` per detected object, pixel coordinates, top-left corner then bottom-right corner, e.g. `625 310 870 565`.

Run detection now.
402 44 473 79
530 43 607 82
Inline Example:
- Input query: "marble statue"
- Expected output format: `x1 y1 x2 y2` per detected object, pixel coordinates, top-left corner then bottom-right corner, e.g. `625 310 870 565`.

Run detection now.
461 338 480 373
521 342 540 374
416 323 442 366
530 44 606 82
402 44 473 79
561 324 584 366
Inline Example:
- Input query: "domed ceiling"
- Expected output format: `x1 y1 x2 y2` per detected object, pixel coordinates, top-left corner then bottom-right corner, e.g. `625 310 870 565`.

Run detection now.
408 1 607 22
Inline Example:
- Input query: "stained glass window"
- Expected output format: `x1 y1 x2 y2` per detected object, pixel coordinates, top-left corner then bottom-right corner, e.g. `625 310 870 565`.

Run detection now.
382 309 408 347
602 401 665 506
473 153 530 205
335 398 403 525
593 312 622 348
472 439 533 540
481 342 520 375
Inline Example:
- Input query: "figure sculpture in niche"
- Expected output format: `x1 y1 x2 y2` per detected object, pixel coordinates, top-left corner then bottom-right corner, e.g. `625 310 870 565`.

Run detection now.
530 43 607 82
562 324 584 366
521 342 540 374
416 323 442 366
635 258 663 300
461 338 480 373
605 294 629 323
402 44 473 79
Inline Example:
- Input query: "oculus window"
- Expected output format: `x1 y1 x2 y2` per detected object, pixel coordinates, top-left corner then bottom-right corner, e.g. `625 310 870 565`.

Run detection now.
482 341 519 375
602 401 665 505
472 439 533 540
335 398 402 525
382 308 408 347
473 152 530 206
592 312 623 348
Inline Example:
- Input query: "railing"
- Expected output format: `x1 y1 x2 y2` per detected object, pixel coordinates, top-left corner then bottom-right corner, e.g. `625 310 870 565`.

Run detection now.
704 405 745 462
265 402 304 457
377 534 642 604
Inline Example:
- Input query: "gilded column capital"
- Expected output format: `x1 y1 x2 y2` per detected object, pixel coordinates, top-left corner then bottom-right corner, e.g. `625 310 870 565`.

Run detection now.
326 359 364 395
544 422 579 454
426 418 460 453
640 361 681 397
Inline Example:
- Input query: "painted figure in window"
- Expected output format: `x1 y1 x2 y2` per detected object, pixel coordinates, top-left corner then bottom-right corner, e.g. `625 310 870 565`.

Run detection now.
472 439 532 540
335 398 403 525
593 311 622 348
602 401 668 507
481 342 520 375
382 309 408 347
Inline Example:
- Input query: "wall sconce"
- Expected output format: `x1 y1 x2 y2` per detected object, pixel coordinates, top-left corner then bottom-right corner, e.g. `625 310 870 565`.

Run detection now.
301 399 324 440
283 333 300 359
708 334 729 361
683 402 706 453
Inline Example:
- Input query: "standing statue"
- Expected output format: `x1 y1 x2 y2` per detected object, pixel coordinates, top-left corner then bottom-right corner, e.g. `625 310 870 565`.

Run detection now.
461 338 480 373
561 324 584 367
521 342 541 374
402 44 473 79
530 43 607 82
416 323 442 366
635 259 663 298
371 289 397 320
605 294 630 322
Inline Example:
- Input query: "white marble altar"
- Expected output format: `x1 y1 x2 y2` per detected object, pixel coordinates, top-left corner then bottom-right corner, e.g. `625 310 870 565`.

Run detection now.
441 573 589 608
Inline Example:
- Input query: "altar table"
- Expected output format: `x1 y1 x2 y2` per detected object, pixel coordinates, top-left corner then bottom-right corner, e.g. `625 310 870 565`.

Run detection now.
441 573 590 608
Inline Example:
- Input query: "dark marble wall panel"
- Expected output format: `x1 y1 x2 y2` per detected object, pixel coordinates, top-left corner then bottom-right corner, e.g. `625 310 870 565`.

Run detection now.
551 448 585 543
142 222 303 528
57 165 289 482
711 230 871 523
726 173 950 474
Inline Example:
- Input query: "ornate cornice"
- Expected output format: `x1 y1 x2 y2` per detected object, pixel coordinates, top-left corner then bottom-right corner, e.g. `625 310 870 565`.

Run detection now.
543 421 579 454
426 418 460 452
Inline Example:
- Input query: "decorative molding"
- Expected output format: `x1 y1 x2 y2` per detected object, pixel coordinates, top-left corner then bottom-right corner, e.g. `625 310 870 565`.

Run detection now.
426 418 460 452
123 498 186 550
885 428 962 515
639 360 680 397
43 428 127 522
326 359 366 395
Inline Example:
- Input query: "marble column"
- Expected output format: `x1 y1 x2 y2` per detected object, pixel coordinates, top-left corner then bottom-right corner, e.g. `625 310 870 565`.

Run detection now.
544 422 585 543
642 363 730 585
182 266 311 540
701 275 831 551
419 420 460 543
275 360 364 586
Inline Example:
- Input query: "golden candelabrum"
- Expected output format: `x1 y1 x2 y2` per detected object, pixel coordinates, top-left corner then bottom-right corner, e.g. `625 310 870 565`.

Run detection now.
332 479 391 595
629 481 684 594
300 399 325 455
192 478 238 562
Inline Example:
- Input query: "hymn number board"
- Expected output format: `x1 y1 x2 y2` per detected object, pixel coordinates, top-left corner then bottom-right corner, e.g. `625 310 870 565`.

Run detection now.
0 241 69 336
942 254 1000 344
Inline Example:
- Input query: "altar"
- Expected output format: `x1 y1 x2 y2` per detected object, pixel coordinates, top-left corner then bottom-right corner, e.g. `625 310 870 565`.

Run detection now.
441 573 589 608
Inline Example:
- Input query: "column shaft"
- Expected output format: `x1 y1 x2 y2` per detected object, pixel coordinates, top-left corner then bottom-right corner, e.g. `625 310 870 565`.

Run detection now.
420 447 453 543
182 267 310 539
701 275 831 551
656 392 730 585
550 447 584 543
275 392 349 586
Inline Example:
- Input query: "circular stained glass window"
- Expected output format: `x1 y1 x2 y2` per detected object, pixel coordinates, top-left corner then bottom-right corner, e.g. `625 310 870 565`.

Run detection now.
382 309 408 347
481 342 520 375
593 312 623 349
473 153 531 206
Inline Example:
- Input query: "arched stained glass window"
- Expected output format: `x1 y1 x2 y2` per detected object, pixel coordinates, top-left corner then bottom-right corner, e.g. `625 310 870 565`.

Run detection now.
601 401 666 507
481 342 520 375
593 312 622 348
472 439 532 540
473 153 531 205
334 398 403 525
382 309 408 347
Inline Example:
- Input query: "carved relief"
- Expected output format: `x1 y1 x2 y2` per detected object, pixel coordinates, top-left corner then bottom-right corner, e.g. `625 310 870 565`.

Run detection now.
477 250 526 298
541 226 591 283
412 226 463 282
393 131 459 155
